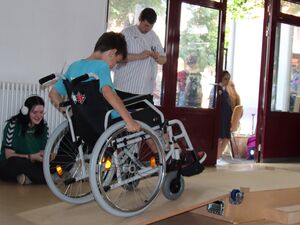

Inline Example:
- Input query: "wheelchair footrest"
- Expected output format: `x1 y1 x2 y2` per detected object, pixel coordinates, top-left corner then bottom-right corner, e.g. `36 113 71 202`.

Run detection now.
181 161 204 177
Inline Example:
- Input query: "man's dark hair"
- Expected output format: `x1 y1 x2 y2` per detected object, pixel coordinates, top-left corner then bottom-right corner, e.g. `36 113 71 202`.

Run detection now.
139 8 157 24
94 32 127 60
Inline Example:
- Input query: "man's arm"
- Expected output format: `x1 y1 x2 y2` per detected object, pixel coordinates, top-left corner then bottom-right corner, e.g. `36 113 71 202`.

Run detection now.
156 54 167 65
124 51 152 62
150 51 167 65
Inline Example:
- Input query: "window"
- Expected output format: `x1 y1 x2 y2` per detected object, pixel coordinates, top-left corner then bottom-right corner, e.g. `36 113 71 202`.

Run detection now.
175 3 219 109
281 0 300 16
107 0 167 106
271 23 300 112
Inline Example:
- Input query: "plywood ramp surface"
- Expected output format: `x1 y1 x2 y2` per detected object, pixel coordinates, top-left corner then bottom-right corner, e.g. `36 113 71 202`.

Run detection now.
17 168 300 225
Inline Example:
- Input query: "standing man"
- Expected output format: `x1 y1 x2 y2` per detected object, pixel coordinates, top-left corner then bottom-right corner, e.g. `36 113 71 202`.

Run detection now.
114 7 167 103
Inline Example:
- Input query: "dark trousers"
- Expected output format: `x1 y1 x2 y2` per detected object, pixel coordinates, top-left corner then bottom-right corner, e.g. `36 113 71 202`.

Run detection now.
0 157 45 184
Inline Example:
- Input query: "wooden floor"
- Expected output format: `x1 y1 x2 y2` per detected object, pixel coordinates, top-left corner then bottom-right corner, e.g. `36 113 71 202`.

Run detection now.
2 161 300 225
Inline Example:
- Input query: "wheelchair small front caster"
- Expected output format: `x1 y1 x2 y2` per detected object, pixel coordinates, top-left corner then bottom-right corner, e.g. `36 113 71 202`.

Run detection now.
162 171 185 200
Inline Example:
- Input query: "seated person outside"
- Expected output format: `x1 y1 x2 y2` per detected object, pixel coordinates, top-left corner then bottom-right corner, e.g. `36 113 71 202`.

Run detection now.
49 32 140 134
0 96 48 185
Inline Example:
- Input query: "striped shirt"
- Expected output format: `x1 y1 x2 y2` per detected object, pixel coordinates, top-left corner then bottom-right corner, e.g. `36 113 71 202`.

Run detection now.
113 25 165 95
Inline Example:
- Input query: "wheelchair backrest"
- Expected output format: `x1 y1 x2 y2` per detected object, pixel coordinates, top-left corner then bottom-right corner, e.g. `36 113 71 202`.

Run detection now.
63 75 108 146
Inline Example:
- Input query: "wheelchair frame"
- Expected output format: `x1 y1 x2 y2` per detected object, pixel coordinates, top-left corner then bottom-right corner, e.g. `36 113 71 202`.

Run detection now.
41 73 204 217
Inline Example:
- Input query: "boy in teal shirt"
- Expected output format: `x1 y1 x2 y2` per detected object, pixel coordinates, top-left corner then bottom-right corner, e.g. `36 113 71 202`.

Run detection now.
49 32 140 132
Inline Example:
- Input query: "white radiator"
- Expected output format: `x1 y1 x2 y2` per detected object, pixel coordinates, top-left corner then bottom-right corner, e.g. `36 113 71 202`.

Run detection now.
0 81 65 143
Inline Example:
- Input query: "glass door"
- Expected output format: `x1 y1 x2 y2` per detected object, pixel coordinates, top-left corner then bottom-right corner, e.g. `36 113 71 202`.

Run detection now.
175 3 219 109
257 0 300 161
163 0 226 165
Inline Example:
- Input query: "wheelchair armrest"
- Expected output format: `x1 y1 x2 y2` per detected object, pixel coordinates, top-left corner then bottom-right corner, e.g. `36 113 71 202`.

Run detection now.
105 95 148 111
123 95 149 106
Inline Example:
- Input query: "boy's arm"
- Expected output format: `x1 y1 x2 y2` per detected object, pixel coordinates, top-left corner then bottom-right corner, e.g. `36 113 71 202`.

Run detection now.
102 86 140 132
49 88 64 110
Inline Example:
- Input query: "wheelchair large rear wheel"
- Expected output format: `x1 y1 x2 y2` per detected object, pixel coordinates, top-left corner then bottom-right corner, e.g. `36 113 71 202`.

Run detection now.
89 121 166 217
43 121 94 204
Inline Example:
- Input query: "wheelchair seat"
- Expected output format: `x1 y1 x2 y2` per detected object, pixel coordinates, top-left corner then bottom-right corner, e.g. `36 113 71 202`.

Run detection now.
63 75 108 147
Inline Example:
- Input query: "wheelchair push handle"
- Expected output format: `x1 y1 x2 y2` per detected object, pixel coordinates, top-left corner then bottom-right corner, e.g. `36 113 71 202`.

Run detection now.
39 73 56 85
70 74 90 85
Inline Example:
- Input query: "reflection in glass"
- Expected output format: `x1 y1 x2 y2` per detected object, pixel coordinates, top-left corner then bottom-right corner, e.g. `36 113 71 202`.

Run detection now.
280 1 300 16
107 0 167 106
176 3 219 108
272 23 300 112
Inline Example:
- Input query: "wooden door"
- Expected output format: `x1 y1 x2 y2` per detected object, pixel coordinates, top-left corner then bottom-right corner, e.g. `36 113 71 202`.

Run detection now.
161 0 227 165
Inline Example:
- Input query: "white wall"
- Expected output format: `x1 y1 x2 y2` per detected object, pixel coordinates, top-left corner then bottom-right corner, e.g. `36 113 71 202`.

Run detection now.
0 0 107 83
228 18 263 135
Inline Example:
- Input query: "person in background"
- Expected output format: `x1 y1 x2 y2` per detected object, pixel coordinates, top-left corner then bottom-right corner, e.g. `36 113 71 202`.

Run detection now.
227 80 241 110
216 71 233 163
0 96 48 184
176 55 199 107
113 7 167 103
176 57 187 106
184 54 202 108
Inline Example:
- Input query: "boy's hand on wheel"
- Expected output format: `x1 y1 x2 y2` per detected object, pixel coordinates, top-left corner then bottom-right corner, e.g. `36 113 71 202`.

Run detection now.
126 120 141 132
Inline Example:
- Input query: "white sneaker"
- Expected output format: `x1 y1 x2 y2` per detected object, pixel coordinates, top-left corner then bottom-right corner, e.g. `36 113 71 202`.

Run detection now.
216 159 229 166
17 174 32 185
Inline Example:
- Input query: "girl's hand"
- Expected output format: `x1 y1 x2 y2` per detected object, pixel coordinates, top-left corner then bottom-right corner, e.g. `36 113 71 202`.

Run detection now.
30 152 43 162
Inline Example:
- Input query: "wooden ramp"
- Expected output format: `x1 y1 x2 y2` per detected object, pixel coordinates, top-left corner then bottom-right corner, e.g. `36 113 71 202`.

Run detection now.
16 167 300 225
193 187 300 224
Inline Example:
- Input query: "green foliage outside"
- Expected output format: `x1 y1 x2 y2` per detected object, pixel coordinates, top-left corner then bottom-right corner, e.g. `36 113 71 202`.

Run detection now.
108 0 165 28
179 5 219 71
108 0 264 71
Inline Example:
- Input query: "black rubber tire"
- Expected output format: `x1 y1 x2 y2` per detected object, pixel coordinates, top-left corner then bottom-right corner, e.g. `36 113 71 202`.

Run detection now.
162 171 185 200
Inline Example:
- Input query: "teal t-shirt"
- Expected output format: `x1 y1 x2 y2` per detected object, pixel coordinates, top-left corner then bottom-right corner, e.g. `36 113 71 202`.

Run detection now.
0 120 48 161
54 59 120 118
54 60 114 96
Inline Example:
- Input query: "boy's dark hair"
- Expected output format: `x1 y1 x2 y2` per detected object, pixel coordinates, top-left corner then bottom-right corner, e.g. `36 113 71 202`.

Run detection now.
139 8 157 24
94 32 127 60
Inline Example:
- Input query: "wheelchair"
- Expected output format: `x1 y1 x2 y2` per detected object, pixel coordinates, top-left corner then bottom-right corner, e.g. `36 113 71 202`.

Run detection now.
40 73 205 217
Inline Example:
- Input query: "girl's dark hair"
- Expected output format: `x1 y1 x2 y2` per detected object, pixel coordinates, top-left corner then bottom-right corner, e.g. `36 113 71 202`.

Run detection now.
139 8 157 24
8 95 47 136
222 70 231 78
94 32 128 60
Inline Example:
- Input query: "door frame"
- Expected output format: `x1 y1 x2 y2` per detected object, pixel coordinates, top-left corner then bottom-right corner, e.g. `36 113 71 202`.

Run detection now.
161 0 227 165
257 0 300 162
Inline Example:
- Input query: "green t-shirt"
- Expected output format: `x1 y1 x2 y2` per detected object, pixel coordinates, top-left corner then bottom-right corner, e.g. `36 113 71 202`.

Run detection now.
0 120 48 161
